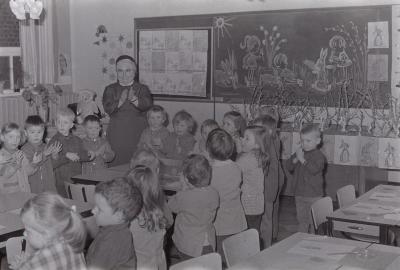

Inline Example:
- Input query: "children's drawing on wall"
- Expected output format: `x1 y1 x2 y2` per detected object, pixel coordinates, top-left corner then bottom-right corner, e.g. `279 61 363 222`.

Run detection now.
166 52 179 71
367 54 388 82
334 135 359 165
152 31 166 50
93 25 134 86
384 142 395 167
339 139 350 163
378 138 400 169
212 6 391 109
320 134 335 163
58 53 71 83
152 51 166 71
359 137 378 167
368 21 389 49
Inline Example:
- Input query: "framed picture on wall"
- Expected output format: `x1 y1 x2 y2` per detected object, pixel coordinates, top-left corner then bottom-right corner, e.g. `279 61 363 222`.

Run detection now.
136 28 212 100
58 52 72 83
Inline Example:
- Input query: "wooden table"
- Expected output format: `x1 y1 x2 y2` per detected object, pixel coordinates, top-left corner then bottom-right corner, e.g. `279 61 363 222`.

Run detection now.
327 185 400 244
0 192 93 242
228 232 400 270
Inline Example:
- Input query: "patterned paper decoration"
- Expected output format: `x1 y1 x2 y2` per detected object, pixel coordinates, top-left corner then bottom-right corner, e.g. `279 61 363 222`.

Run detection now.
280 131 293 160
333 135 360 166
378 138 400 169
320 134 335 164
359 136 379 167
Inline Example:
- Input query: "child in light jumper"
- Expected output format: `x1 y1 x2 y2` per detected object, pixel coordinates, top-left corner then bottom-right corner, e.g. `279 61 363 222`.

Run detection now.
137 105 170 156
81 115 115 174
162 110 196 160
48 108 90 197
253 115 284 248
21 115 61 193
206 128 247 261
0 122 33 193
237 125 269 233
168 154 219 262
127 166 169 270
286 125 326 233
222 111 246 159
192 119 219 156
86 178 142 270
9 192 87 270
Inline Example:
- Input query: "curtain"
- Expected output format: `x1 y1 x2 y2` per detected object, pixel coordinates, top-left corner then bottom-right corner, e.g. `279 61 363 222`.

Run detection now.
19 0 55 86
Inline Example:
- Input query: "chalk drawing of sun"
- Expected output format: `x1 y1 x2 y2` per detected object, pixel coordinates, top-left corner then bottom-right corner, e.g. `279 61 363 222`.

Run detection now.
213 16 235 48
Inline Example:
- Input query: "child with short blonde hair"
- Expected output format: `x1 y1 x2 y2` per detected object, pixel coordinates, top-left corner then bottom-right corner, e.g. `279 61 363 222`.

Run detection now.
10 192 87 270
127 166 169 270
0 122 33 193
162 110 196 159
49 108 90 197
86 177 142 270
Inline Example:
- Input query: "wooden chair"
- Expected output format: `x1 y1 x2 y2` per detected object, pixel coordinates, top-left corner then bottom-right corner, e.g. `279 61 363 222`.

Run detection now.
64 182 95 203
336 185 356 208
170 253 222 270
6 237 31 264
310 196 333 236
222 229 260 267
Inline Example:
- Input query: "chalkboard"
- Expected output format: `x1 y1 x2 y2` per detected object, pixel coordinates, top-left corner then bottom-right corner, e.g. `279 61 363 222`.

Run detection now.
135 5 392 107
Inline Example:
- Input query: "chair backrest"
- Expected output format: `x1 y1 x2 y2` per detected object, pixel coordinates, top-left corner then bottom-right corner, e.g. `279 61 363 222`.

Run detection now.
311 196 333 234
336 185 356 208
65 182 95 203
222 229 260 267
170 253 222 270
6 237 31 263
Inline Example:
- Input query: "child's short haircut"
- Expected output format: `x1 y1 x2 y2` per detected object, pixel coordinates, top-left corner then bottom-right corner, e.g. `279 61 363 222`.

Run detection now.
57 107 75 122
83 115 101 125
25 115 45 129
95 178 143 222
130 149 160 172
200 119 219 133
183 154 211 188
223 111 247 136
206 128 234 161
147 105 167 122
1 122 20 135
300 124 321 138
172 110 196 134
253 115 277 130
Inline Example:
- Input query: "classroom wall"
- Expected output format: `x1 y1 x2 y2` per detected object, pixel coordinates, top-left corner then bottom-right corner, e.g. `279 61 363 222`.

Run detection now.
69 0 399 128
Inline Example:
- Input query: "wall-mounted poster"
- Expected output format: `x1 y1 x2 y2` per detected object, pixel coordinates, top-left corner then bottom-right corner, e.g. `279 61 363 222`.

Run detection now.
137 29 211 99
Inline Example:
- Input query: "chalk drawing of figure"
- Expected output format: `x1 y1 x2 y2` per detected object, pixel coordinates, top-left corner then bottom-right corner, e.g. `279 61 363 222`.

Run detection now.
328 35 352 68
303 48 331 93
240 35 262 87
361 141 373 164
373 25 383 47
339 139 350 163
273 53 303 86
384 142 395 167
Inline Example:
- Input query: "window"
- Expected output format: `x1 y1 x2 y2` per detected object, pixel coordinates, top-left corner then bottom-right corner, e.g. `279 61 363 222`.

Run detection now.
0 47 22 92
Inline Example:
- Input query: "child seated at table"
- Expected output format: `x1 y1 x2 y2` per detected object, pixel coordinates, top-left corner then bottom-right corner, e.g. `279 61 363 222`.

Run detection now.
168 154 219 262
86 178 142 269
161 110 196 160
49 108 91 197
21 115 61 193
81 115 115 174
192 119 219 157
206 128 247 261
286 125 326 233
137 105 170 156
0 122 33 193
9 192 87 270
127 166 170 270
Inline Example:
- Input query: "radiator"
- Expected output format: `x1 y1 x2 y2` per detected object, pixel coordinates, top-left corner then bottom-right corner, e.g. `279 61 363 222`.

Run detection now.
0 92 78 128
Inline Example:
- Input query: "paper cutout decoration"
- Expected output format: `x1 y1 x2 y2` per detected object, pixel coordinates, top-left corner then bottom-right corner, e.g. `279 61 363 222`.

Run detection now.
378 138 400 169
321 134 335 163
334 135 359 165
280 132 293 160
359 136 378 167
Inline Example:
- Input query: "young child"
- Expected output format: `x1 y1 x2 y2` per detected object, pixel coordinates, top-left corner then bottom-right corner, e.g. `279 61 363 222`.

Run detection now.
286 125 326 233
192 119 219 156
206 128 247 261
86 178 142 269
10 192 87 270
253 115 284 248
127 165 169 270
0 122 33 193
130 148 160 172
48 108 90 197
137 105 170 156
81 115 115 174
237 125 269 233
168 154 219 261
162 110 196 160
222 111 246 159
21 115 61 193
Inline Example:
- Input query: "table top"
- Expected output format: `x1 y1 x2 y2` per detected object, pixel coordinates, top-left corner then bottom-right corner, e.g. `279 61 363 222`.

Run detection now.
108 163 130 173
327 185 400 227
228 232 400 270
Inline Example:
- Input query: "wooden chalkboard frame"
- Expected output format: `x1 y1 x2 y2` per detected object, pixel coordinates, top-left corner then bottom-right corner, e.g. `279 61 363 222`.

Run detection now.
134 24 213 101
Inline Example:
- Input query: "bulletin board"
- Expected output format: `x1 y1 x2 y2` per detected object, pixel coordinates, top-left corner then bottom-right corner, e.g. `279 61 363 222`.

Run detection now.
135 5 393 107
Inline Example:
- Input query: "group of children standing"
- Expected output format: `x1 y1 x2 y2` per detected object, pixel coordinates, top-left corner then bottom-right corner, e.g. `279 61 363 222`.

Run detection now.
0 102 327 269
